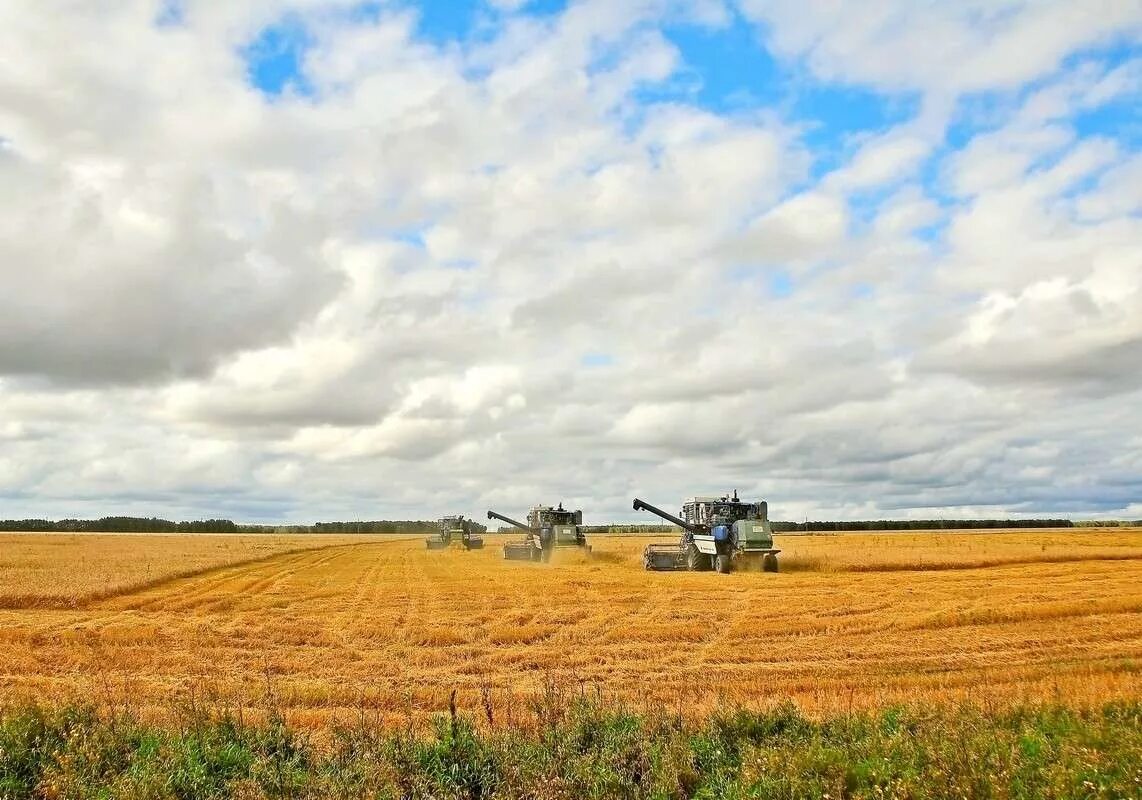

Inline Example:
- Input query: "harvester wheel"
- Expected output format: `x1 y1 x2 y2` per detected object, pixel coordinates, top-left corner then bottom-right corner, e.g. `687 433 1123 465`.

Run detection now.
714 554 731 574
686 544 709 571
763 553 779 573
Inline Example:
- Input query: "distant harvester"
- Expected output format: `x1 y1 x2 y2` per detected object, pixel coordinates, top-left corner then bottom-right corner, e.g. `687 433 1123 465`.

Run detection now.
487 503 590 562
425 516 484 551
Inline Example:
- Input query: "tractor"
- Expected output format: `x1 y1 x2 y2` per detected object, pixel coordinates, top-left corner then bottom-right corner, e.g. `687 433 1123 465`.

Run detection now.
425 515 484 551
634 492 779 574
487 503 590 561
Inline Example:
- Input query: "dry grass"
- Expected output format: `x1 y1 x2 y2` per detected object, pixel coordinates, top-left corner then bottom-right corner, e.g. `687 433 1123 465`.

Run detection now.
0 530 1139 727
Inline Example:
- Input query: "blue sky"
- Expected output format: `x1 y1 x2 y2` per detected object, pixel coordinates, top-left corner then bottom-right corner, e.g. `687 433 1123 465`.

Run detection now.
244 1 932 167
241 2 1140 231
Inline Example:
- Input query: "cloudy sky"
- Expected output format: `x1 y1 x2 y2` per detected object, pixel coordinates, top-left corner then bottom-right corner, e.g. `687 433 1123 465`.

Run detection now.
1 0 1140 523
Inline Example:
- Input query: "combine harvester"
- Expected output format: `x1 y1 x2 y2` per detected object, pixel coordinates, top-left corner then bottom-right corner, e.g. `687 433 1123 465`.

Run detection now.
633 492 779 574
486 503 591 562
425 515 484 551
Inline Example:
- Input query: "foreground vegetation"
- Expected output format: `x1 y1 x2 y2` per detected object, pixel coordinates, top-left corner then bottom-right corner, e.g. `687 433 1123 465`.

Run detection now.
1 699 1139 799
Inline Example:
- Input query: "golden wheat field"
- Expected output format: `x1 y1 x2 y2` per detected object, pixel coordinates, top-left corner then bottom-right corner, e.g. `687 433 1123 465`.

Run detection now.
0 533 376 609
0 530 1140 727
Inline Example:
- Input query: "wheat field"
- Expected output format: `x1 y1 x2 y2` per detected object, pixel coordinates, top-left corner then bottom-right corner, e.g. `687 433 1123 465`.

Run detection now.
0 533 376 609
0 530 1139 727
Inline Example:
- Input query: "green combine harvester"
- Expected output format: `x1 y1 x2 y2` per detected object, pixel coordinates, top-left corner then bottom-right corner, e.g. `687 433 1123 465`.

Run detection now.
487 503 590 562
634 491 779 574
425 515 484 551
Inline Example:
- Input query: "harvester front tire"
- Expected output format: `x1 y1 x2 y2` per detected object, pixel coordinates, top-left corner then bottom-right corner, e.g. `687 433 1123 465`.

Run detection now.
714 554 732 574
686 544 709 572
763 553 779 573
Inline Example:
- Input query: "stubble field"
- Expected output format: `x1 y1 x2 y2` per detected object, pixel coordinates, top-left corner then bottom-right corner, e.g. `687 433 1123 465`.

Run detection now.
0 530 1140 728
0 533 376 609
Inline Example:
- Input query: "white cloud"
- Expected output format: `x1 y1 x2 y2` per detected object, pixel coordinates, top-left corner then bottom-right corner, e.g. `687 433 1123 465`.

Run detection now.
872 186 940 237
1075 154 1142 220
826 135 931 190
738 0 1142 95
731 190 849 264
0 1 1138 523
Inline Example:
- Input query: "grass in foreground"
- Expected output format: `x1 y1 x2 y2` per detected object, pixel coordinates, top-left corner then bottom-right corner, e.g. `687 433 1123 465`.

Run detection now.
1 698 1139 799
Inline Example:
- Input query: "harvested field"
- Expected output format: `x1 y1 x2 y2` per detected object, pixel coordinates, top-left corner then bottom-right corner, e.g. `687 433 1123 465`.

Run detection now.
0 533 374 609
0 530 1139 727
774 528 1142 572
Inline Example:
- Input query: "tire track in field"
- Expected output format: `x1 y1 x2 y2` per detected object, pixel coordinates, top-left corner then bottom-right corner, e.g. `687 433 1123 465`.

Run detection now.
0 541 376 611
682 584 751 683
93 543 374 612
191 547 352 614
239 547 348 602
119 550 318 613
339 543 393 638
393 546 428 644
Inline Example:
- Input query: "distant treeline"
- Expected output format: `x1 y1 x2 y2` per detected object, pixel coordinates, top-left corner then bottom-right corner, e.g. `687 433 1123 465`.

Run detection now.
2 517 1136 535
0 517 239 533
0 517 486 535
771 519 1078 532
1073 520 1142 527
307 520 487 535
583 524 676 534
593 519 1093 534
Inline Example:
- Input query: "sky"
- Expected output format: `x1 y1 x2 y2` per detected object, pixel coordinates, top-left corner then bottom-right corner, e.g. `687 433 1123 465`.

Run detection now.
1 0 1140 524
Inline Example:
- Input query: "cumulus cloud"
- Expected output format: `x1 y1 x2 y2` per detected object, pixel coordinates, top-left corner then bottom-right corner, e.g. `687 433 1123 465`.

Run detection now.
0 0 1139 522
826 135 931 191
738 0 1142 95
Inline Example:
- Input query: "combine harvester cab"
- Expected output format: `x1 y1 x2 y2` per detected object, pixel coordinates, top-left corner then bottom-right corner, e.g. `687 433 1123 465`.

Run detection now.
634 491 779 574
426 516 485 551
487 503 590 562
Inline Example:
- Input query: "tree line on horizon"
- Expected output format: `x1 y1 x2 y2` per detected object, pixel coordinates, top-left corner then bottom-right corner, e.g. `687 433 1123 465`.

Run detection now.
0 517 241 533
0 517 487 534
591 519 1092 533
770 518 1084 531
2 516 1138 534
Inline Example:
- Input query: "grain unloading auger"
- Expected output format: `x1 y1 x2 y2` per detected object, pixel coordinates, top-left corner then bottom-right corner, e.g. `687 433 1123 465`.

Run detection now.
425 515 485 551
634 492 779 574
487 503 591 562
